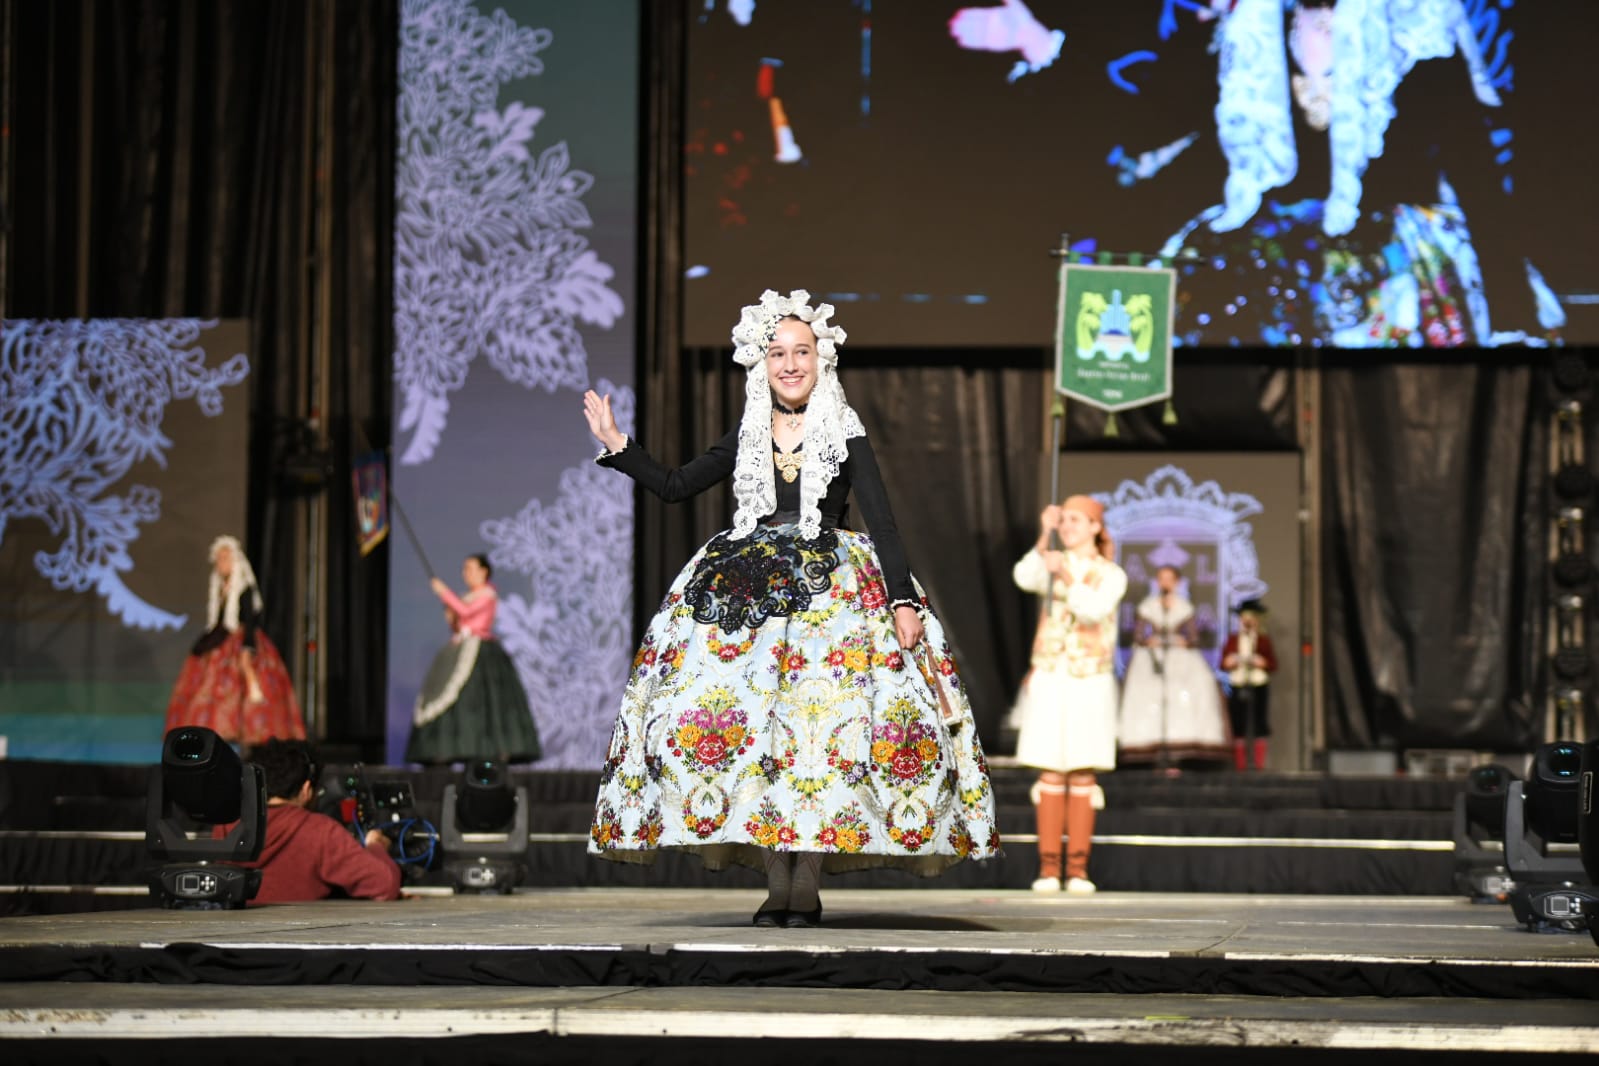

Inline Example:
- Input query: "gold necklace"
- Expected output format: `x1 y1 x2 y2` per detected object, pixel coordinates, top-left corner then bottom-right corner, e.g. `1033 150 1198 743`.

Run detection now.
773 448 804 483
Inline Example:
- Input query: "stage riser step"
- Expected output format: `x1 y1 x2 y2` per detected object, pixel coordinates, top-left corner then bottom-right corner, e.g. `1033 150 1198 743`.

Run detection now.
1 764 1467 832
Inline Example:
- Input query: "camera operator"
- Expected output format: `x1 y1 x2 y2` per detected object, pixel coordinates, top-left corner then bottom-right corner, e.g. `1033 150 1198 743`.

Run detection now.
218 739 401 903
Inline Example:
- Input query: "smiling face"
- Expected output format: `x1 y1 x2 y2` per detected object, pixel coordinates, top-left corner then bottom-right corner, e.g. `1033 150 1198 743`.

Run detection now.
766 317 818 408
213 544 235 580
462 556 489 589
1059 505 1101 553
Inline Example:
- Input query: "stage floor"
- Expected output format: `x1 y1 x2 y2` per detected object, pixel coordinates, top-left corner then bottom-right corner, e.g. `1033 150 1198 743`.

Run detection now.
2 890 1595 1056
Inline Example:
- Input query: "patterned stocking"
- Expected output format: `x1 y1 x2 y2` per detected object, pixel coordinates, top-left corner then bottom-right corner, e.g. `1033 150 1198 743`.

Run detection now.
759 850 793 915
789 851 823 913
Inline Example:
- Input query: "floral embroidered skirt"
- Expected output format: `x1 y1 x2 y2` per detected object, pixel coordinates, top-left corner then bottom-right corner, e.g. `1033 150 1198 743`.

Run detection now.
407 636 542 765
590 524 1000 875
165 629 305 746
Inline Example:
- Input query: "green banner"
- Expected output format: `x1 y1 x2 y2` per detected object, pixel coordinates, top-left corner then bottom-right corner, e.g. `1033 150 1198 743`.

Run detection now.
1054 262 1175 412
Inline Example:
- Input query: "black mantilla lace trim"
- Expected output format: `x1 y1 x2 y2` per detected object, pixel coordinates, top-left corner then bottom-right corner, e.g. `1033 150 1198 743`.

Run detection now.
684 526 840 635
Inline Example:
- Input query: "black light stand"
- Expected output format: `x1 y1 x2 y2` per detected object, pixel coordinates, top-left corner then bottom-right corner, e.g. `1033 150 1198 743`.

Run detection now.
145 726 266 909
442 760 529 894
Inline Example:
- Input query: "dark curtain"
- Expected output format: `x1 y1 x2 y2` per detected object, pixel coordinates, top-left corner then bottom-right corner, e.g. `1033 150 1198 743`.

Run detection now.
1320 357 1552 750
1065 353 1299 449
7 0 397 748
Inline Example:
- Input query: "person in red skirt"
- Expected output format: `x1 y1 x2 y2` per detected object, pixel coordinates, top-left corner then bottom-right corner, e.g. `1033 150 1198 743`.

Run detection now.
164 535 305 748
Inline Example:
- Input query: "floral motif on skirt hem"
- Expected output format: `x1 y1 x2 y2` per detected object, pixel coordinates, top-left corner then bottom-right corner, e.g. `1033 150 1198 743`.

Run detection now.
589 526 1001 875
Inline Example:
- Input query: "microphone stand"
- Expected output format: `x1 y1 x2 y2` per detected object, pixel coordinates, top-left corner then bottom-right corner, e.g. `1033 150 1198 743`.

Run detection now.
1156 598 1176 776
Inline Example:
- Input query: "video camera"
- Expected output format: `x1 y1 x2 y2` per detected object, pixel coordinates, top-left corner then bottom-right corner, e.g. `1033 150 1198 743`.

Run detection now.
326 763 439 877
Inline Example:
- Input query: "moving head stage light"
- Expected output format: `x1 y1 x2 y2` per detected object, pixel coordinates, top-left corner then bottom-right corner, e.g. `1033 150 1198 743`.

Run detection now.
145 726 266 909
442 760 529 894
1505 742 1598 933
1451 763 1518 903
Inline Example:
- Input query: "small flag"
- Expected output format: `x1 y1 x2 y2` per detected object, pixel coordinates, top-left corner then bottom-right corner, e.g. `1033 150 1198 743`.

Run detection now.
352 452 389 556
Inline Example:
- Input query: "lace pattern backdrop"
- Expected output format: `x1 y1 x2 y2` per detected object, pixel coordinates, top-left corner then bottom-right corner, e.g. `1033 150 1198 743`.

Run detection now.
0 320 252 762
387 0 639 767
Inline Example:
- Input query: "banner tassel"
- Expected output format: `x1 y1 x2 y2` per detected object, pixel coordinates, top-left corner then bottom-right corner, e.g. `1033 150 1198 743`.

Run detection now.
1104 412 1119 438
1163 399 1178 426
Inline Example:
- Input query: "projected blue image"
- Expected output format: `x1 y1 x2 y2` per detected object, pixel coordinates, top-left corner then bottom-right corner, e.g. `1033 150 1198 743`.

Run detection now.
1 319 249 630
390 0 639 769
684 0 1594 349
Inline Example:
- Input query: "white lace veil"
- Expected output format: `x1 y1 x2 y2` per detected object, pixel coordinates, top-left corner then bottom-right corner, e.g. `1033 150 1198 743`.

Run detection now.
206 535 264 632
728 289 864 540
1210 0 1501 237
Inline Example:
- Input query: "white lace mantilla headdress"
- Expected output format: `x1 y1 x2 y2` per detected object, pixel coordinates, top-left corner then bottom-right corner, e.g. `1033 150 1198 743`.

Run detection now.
729 289 864 539
206 535 264 632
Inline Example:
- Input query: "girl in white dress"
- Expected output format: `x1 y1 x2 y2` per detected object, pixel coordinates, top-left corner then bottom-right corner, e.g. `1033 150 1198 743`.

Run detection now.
1012 495 1127 894
1118 565 1231 765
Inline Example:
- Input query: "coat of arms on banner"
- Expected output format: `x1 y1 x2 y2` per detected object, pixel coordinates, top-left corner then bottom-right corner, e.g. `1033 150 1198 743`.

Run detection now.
1056 263 1175 412
1094 464 1268 675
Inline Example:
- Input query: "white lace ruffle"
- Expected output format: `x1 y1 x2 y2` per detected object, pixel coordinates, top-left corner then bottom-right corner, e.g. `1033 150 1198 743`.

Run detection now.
206 535 264 633
728 290 864 540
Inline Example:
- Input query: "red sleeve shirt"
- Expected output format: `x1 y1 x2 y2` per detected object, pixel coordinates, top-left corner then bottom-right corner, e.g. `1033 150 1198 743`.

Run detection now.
221 804 402 904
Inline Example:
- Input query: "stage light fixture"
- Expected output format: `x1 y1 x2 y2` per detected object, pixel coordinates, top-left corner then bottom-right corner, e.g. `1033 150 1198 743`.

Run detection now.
1553 402 1593 503
1451 763 1517 903
442 760 528 894
1553 688 1587 742
1505 742 1597 932
1552 353 1591 395
145 726 266 909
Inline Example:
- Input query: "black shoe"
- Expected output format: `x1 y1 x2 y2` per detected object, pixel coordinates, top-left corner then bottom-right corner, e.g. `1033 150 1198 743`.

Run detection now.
782 904 822 928
752 908 787 928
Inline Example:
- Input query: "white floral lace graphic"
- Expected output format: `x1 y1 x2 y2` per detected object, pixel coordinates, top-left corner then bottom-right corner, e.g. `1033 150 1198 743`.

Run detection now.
0 319 249 630
394 0 623 466
480 381 635 769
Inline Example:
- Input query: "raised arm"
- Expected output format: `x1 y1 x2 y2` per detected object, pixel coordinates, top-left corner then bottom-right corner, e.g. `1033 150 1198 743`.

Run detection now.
598 427 740 502
844 435 916 605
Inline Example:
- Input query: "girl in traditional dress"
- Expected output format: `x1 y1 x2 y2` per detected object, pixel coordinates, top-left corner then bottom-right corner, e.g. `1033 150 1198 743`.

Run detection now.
165 536 304 747
583 289 998 928
1117 565 1231 765
1012 497 1127 895
407 554 541 765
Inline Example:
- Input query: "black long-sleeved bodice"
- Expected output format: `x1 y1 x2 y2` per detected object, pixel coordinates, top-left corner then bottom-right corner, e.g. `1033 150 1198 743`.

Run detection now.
599 429 916 604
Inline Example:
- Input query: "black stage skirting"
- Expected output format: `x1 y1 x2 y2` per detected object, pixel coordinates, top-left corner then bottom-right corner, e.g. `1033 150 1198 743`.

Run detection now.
2 761 1464 906
3 940 1593 1001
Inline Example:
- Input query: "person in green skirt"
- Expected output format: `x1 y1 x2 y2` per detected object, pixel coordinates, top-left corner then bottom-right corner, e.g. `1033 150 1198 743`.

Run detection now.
406 554 541 765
